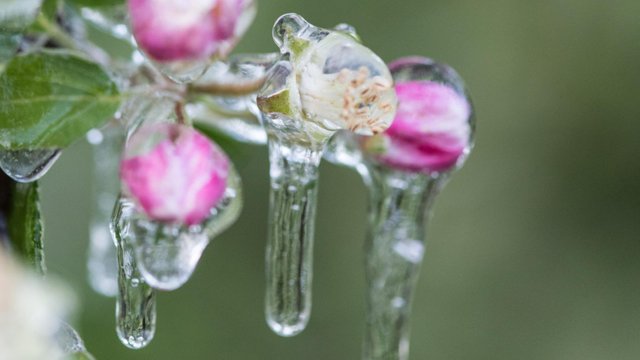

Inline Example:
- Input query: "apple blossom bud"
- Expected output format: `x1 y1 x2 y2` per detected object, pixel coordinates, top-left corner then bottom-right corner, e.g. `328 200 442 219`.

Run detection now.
128 0 256 62
120 123 229 225
363 57 474 174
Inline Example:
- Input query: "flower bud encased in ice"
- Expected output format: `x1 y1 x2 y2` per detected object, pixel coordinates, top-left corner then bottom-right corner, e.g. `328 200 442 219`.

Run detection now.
362 57 474 174
128 0 256 62
120 123 229 225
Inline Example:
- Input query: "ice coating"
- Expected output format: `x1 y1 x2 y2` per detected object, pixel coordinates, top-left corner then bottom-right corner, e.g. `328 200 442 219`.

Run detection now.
256 14 397 337
128 0 256 61
258 14 397 138
363 57 473 174
120 123 229 225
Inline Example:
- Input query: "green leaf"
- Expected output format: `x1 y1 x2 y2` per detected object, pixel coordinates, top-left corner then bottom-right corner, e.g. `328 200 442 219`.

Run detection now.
67 0 124 8
3 176 46 274
0 50 120 150
0 33 20 65
0 172 13 245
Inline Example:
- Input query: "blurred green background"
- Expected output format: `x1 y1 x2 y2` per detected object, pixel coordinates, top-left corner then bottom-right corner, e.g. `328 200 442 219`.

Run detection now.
40 0 640 359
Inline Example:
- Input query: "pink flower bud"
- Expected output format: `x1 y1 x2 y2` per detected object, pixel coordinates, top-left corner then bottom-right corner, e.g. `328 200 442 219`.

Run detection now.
128 0 255 62
368 80 472 173
120 124 229 225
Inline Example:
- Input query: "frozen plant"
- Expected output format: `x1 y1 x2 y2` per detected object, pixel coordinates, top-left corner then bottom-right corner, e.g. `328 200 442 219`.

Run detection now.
0 0 475 358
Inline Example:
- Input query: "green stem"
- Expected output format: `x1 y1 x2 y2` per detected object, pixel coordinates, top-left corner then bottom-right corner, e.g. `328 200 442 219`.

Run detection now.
36 12 80 52
188 78 266 97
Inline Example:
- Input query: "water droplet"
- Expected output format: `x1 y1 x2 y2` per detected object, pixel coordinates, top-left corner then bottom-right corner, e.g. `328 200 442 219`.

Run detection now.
0 148 61 183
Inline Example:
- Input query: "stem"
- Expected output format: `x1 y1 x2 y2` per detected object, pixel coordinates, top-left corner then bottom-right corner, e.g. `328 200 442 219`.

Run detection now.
174 102 186 125
264 137 323 336
188 53 279 97
36 13 80 51
362 167 440 360
188 77 266 97
112 197 157 349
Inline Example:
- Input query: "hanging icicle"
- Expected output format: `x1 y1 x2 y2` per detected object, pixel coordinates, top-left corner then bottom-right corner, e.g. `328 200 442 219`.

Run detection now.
112 196 157 349
328 56 475 359
257 13 397 337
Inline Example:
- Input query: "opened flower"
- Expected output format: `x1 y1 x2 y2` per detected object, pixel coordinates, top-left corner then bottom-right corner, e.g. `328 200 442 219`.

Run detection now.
297 33 396 135
363 57 473 174
129 0 256 62
120 123 229 225
258 14 397 138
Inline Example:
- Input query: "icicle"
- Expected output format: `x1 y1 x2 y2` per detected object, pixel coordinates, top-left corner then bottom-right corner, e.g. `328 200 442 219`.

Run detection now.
326 56 475 358
86 125 124 297
111 197 157 349
361 168 440 360
358 57 474 359
258 13 396 336
263 138 322 336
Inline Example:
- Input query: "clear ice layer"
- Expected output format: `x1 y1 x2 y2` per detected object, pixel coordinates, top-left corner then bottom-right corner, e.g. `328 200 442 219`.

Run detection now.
261 13 396 137
264 140 321 336
0 149 61 183
114 167 242 291
187 53 279 144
